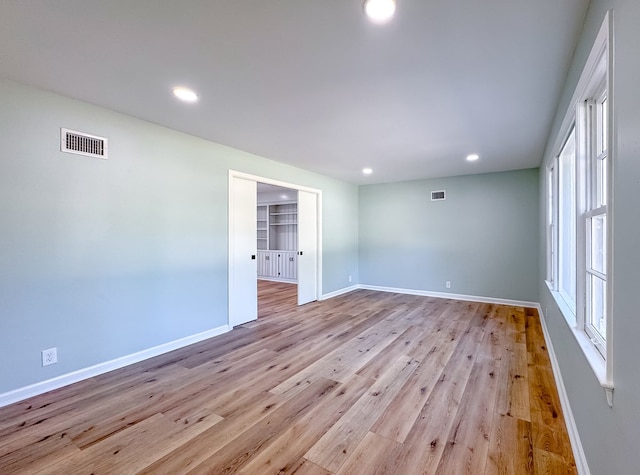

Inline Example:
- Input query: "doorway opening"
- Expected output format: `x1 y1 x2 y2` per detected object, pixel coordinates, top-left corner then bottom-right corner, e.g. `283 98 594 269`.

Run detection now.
228 170 322 328
257 183 299 319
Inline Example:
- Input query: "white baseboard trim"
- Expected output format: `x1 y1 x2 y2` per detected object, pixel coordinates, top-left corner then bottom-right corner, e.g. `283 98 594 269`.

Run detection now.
357 284 539 308
0 324 231 409
535 304 590 475
258 277 297 284
320 285 359 300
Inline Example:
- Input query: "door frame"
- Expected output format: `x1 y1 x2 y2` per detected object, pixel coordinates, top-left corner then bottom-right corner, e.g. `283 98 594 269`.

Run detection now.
227 170 322 326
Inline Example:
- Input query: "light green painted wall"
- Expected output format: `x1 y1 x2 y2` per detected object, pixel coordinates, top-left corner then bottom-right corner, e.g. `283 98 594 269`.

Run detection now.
538 1 640 473
359 169 539 302
0 80 358 394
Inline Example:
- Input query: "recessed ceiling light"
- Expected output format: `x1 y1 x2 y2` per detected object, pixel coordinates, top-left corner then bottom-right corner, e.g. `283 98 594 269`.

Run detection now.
363 167 373 175
172 87 198 103
363 0 396 23
466 153 480 162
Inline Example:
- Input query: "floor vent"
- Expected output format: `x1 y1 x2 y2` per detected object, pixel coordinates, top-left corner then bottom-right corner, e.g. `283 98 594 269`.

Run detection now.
431 190 446 201
60 128 108 159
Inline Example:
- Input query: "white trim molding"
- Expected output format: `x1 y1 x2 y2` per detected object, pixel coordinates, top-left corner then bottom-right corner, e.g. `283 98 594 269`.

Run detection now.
357 284 539 308
320 284 360 300
0 325 230 409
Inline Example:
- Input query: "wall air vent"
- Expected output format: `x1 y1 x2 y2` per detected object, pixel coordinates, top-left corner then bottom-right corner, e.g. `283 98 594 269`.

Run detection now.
60 128 108 159
431 190 446 201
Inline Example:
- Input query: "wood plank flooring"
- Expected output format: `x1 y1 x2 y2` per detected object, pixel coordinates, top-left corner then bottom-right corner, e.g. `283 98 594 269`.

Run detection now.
0 281 576 474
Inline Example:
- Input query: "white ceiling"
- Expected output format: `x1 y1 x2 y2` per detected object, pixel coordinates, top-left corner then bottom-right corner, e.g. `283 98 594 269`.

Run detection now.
0 0 589 185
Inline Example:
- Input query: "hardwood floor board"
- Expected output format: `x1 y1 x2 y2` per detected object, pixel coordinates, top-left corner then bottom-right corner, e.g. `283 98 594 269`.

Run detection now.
508 306 527 344
484 413 534 475
533 447 577 474
157 347 305 422
138 391 286 474
0 429 80 474
0 377 99 429
434 354 501 474
185 378 343 475
0 364 188 457
528 365 574 461
162 405 224 433
335 431 402 475
258 281 298 320
389 326 485 474
12 351 222 453
237 374 373 475
0 283 576 474
40 411 220 475
280 458 333 475
525 311 552 368
201 351 333 417
370 316 465 443
477 306 506 361
304 354 419 473
262 309 373 355
269 307 414 398
67 349 278 449
356 298 467 381
0 364 177 439
355 325 423 380
177 321 301 370
496 340 531 421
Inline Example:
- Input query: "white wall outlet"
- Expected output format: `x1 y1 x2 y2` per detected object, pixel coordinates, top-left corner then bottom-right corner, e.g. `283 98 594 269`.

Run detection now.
42 347 57 366
445 281 451 289
348 275 352 282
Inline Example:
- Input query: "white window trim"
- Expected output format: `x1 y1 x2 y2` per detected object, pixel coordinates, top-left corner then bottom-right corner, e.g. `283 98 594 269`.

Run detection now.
544 11 614 404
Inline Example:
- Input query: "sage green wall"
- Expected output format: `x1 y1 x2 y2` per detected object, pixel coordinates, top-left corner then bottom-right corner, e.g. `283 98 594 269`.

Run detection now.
359 169 539 302
539 1 640 473
0 80 358 394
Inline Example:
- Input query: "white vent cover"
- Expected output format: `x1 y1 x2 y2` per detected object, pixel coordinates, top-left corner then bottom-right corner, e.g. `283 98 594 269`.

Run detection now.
60 128 108 159
431 190 446 201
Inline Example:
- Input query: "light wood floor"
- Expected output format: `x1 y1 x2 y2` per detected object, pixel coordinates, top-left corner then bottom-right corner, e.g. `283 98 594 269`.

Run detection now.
0 281 576 474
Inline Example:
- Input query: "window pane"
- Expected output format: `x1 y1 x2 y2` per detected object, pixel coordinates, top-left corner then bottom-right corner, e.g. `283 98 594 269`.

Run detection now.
601 97 608 153
597 155 607 207
590 215 606 274
590 275 606 339
596 95 608 208
558 128 576 308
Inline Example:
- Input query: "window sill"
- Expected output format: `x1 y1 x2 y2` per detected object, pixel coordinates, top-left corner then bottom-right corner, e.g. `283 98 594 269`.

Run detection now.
546 281 614 406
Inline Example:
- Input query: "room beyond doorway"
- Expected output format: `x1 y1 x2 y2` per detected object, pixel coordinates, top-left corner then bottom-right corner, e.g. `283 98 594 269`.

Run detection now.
258 280 297 319
257 182 299 284
257 182 299 315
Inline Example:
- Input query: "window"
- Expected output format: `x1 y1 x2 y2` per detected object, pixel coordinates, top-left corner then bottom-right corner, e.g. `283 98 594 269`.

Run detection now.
545 12 612 392
557 127 576 315
584 86 608 356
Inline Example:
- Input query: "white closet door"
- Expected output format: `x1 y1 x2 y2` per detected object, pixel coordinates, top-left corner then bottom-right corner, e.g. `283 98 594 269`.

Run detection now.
297 190 318 305
228 175 257 326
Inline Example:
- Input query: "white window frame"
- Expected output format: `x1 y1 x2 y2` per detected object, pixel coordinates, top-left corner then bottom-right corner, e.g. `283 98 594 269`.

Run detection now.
584 83 608 357
545 12 613 403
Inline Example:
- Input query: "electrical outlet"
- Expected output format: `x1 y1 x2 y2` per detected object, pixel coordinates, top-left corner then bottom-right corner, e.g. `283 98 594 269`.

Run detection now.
445 281 451 289
42 348 57 366
348 275 352 283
